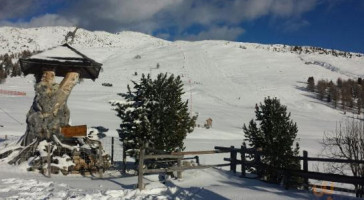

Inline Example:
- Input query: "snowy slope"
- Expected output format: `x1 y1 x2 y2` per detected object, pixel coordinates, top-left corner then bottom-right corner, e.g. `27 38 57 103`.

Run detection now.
1 26 364 199
1 26 364 154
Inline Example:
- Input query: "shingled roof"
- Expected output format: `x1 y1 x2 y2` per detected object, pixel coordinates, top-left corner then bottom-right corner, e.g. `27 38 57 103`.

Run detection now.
20 44 102 80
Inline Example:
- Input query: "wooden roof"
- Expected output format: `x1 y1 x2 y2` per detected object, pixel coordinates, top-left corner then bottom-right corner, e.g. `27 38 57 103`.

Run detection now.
20 44 102 80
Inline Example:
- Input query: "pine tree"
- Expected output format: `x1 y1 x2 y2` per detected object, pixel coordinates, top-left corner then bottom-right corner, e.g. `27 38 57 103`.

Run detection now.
307 77 315 92
111 73 197 156
337 78 343 89
243 97 300 183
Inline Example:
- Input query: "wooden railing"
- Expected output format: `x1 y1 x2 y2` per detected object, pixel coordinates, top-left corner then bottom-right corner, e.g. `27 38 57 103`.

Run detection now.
136 147 228 190
215 146 364 198
134 145 364 198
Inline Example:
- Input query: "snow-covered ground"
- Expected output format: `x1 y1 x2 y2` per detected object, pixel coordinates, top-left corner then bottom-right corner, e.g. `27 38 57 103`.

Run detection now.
1 26 364 199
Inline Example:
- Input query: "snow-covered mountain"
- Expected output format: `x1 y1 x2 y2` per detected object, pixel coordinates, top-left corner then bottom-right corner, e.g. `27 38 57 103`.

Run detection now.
1 26 364 199
1 26 364 155
0 26 168 54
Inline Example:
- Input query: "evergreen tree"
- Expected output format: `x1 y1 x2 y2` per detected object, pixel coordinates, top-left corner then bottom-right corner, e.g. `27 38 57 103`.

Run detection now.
10 63 21 77
243 97 300 183
337 78 343 89
307 77 315 92
111 73 197 155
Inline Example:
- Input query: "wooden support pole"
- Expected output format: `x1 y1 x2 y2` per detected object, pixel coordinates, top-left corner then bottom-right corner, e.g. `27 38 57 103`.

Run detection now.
303 150 308 190
111 137 114 165
138 145 145 190
177 149 182 179
98 143 103 178
122 141 127 174
240 145 246 177
47 143 51 178
230 146 237 173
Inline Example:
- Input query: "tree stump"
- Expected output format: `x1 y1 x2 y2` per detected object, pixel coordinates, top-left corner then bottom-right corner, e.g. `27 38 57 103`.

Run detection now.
0 70 110 174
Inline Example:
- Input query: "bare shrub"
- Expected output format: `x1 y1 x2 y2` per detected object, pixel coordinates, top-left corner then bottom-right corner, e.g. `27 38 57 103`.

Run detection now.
322 118 364 196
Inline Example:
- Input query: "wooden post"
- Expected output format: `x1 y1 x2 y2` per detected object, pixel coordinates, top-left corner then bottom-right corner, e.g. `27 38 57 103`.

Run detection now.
177 149 182 179
230 146 237 173
255 150 261 178
138 145 145 190
111 137 114 165
240 145 246 177
122 141 127 174
47 144 51 178
195 156 200 165
303 150 308 190
98 143 103 178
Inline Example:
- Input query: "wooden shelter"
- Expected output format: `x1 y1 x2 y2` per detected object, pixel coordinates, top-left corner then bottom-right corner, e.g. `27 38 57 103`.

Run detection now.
20 44 102 80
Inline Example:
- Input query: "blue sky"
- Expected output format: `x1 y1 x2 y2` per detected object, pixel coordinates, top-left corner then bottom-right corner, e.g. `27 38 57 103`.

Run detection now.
1 0 364 53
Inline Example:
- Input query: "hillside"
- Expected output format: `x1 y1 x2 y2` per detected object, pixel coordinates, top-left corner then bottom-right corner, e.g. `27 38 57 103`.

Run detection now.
1 26 364 156
1 26 364 199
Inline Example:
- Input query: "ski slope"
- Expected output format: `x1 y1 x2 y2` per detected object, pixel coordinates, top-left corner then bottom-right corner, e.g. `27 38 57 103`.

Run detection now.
0 26 363 199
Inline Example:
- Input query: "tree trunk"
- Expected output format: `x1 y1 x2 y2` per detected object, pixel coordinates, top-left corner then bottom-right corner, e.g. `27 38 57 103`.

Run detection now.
1 70 110 174
20 71 78 146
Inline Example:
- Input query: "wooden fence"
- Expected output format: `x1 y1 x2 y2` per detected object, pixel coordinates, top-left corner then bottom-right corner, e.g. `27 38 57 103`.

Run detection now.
134 145 364 198
215 145 364 198
136 147 228 190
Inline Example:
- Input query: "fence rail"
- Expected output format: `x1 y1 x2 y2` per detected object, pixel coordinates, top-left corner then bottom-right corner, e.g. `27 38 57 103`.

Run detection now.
112 140 363 197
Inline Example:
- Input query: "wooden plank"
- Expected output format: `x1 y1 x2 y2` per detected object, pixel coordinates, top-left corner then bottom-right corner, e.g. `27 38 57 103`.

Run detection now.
144 154 183 160
288 170 364 185
300 157 364 164
171 150 222 155
61 125 87 138
215 146 239 152
215 146 258 154
144 163 230 174
290 155 364 164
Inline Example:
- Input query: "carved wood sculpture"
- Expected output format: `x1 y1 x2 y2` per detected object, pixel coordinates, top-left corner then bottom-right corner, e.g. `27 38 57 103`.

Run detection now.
0 44 110 175
65 27 79 44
